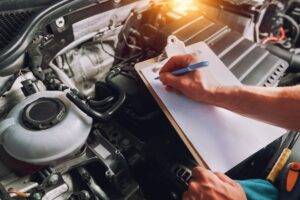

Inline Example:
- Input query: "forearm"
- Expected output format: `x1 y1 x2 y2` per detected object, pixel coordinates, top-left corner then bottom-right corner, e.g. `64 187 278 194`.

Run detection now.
207 85 300 130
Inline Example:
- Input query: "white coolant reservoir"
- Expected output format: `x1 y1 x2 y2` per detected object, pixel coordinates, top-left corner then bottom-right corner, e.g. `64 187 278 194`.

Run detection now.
0 91 92 165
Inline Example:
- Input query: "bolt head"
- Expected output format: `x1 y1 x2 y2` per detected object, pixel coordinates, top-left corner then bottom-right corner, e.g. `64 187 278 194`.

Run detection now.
55 17 65 28
48 174 59 185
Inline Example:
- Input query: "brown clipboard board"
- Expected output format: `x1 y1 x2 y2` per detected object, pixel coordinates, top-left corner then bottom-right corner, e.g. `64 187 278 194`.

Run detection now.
134 59 209 169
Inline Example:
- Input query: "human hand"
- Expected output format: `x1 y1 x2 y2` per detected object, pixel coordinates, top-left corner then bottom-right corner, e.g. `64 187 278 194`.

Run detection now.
183 166 247 200
159 54 218 104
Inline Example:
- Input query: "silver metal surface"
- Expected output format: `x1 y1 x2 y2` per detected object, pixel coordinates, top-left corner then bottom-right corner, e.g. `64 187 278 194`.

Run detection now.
55 17 65 28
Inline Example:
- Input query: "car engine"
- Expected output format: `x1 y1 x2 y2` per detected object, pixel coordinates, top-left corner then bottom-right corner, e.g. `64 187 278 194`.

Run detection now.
0 0 299 199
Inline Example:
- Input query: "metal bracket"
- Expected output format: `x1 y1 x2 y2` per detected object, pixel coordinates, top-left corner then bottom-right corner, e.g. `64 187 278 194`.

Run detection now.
165 35 188 58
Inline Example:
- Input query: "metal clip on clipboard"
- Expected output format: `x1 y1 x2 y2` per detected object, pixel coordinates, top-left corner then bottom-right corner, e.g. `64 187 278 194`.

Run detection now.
156 35 188 63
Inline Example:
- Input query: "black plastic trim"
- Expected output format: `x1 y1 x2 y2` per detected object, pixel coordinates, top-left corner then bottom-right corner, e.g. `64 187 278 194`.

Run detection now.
0 0 94 69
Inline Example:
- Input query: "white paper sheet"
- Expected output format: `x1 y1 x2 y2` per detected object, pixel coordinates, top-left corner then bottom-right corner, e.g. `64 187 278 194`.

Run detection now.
139 42 286 172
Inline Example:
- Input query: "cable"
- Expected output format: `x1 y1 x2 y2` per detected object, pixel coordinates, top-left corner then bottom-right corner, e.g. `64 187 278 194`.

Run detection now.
262 27 286 45
278 13 300 45
110 51 143 71
71 35 137 62
278 27 287 41
99 39 126 61
122 33 142 51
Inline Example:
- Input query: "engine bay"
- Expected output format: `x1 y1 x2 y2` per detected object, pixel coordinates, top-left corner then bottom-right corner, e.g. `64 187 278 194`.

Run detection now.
0 0 299 199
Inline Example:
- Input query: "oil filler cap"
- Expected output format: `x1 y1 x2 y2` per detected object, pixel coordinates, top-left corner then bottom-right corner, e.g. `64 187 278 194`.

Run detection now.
22 97 67 130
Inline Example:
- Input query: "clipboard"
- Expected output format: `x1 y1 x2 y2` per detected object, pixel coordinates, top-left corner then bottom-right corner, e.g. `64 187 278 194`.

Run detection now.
134 41 286 172
135 58 209 168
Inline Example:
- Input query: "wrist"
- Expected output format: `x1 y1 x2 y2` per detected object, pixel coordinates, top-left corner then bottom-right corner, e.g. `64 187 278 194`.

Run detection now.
204 86 240 106
196 86 219 105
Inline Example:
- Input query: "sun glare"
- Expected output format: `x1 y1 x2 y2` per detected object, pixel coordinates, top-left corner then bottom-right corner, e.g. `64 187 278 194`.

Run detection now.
171 0 198 15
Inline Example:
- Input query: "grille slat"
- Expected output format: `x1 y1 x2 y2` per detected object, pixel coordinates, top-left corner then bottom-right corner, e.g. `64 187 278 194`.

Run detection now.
0 10 34 51
7 15 20 31
0 22 12 39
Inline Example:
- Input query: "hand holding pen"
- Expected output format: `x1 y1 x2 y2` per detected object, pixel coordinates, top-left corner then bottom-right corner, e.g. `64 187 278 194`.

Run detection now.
158 54 217 104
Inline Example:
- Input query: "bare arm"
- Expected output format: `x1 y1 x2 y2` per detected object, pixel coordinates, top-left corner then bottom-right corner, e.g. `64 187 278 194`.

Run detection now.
209 85 300 130
159 55 300 131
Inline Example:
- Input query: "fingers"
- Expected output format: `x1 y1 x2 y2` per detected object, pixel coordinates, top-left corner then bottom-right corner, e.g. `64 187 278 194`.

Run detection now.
159 54 198 93
214 172 236 186
184 181 204 200
183 191 193 200
160 54 195 74
183 183 200 200
165 85 174 92
160 73 183 90
184 166 246 200
183 192 197 200
192 166 212 180
165 86 182 95
188 180 202 195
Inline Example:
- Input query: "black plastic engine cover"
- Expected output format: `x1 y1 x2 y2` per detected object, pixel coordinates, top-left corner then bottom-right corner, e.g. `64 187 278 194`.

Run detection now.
155 13 289 87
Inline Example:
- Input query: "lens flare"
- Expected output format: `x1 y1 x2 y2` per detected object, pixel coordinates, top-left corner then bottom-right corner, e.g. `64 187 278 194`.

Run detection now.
171 0 197 15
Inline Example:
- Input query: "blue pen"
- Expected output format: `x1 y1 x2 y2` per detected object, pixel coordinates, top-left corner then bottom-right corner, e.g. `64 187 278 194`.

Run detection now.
155 61 209 80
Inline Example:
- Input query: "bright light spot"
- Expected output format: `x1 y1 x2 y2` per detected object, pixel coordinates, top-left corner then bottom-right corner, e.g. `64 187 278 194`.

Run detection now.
171 0 198 15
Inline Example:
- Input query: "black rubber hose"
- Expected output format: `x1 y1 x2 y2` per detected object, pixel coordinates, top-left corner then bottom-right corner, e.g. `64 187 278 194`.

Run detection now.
102 68 127 117
124 108 159 122
87 96 114 108
66 92 112 121
266 44 300 68
67 69 126 121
